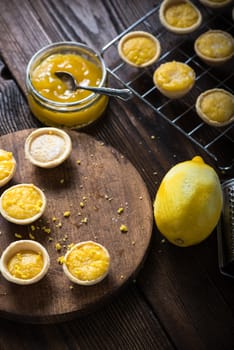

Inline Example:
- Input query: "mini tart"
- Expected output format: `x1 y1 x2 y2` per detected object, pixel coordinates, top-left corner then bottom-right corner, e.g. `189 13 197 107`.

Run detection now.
118 31 161 67
63 241 110 286
153 60 196 99
0 183 46 225
195 88 234 127
0 240 50 285
194 30 234 66
0 149 16 187
159 0 202 34
199 0 233 8
25 127 72 168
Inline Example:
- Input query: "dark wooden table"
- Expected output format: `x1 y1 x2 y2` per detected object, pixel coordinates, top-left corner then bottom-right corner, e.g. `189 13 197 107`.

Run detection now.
0 1 233 349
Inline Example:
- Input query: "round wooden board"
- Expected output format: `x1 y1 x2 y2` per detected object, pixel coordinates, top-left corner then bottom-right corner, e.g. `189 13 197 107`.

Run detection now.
0 129 153 323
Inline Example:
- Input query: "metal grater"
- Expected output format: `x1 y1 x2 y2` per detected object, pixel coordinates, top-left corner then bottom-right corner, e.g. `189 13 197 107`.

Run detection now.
217 179 234 278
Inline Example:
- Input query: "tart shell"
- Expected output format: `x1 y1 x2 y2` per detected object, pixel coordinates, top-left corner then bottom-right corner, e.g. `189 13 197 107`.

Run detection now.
195 88 234 127
159 0 202 34
0 149 16 188
118 31 161 67
63 240 110 286
0 183 47 225
0 240 50 285
25 127 72 168
194 30 234 66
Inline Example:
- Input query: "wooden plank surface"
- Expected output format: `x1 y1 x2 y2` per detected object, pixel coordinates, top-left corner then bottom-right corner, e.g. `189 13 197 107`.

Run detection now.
0 0 233 349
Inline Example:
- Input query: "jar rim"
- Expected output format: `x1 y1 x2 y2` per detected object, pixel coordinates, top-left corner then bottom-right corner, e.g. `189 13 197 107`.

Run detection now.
26 41 107 107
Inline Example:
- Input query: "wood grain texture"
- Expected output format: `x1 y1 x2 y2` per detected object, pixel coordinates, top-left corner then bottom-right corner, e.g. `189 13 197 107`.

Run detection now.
0 285 174 350
0 0 233 349
0 129 153 322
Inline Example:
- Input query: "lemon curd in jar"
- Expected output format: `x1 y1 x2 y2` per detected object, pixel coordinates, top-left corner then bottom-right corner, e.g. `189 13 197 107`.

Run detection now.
26 42 108 129
7 250 44 280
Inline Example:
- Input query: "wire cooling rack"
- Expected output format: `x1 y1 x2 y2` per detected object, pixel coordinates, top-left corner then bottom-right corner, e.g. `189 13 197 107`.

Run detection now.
101 4 234 172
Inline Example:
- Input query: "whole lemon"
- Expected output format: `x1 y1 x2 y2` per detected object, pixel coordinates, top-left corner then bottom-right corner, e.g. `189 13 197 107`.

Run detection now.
154 156 223 247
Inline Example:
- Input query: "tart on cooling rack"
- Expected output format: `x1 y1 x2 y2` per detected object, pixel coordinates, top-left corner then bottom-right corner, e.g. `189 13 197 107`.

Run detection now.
194 30 234 66
118 31 161 67
198 0 233 8
153 60 196 99
195 88 234 127
159 0 202 34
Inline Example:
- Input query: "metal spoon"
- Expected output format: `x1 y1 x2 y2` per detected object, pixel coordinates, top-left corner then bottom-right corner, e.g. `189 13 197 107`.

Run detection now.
55 71 133 101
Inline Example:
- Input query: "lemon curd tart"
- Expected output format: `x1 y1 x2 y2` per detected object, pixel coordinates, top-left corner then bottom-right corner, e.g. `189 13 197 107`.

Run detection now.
63 241 110 286
118 31 161 67
195 88 234 127
25 127 72 168
0 183 46 225
153 60 196 99
0 149 16 187
26 42 108 129
194 30 234 66
199 0 233 8
159 0 202 34
0 240 50 285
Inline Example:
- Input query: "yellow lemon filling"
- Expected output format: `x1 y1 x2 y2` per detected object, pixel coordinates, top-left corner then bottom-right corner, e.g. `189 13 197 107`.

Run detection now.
198 90 234 123
7 250 44 280
65 241 110 282
1 185 44 220
195 31 234 59
0 149 15 182
164 2 199 28
31 53 102 102
27 49 108 128
153 61 195 92
121 35 157 65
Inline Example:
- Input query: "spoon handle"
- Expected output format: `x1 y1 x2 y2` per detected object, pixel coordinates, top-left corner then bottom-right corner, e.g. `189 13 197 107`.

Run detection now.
80 85 133 101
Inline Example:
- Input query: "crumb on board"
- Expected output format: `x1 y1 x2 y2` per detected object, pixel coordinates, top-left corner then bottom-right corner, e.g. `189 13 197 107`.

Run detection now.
117 207 124 215
55 242 62 251
29 233 35 240
120 224 128 233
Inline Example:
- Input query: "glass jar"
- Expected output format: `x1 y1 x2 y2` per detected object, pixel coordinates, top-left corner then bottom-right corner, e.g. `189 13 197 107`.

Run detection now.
26 42 109 129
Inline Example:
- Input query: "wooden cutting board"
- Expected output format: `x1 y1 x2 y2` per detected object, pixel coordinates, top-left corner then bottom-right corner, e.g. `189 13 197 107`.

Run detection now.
0 129 153 323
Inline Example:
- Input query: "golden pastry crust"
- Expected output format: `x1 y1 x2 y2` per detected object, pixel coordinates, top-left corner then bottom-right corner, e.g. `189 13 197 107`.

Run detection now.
153 61 196 99
118 31 161 67
0 240 50 285
194 30 234 66
199 0 233 8
0 149 16 187
63 241 110 285
25 127 72 168
159 0 202 34
0 183 47 225
195 88 234 127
